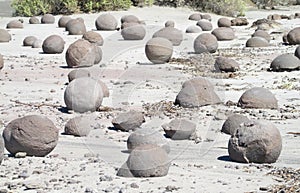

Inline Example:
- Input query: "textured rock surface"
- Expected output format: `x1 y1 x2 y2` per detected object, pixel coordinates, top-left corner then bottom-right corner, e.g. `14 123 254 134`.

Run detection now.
121 25 146 40
112 110 145 131
221 114 250 135
246 37 269 47
215 56 239 72
252 30 271 42
64 115 95 137
29 16 40 24
82 31 104 46
270 54 300 71
196 20 213 31
42 35 65 54
228 120 282 163
212 27 235 41
218 18 231 27
41 14 55 24
23 36 38 47
58 16 72 28
287 27 300 45
231 18 249 26
188 13 202 21
175 77 221 108
121 15 140 24
95 14 118 31
145 37 173 64
0 29 11 42
66 18 86 35
162 118 196 140
68 69 91 82
93 45 102 64
238 87 278 109
194 33 218 53
64 77 103 113
152 27 183 46
3 115 59 156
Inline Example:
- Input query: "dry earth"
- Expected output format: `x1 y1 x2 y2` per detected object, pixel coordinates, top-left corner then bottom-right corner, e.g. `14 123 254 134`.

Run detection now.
0 5 299 193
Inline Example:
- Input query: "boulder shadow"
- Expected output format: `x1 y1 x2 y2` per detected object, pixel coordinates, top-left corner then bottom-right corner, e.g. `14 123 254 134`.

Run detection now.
217 155 232 162
58 107 69 114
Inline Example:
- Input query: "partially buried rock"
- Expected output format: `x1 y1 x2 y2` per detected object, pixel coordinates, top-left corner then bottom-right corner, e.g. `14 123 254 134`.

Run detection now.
196 20 213 31
246 37 269 47
238 87 278 109
221 114 249 135
64 115 95 136
153 27 183 46
82 31 104 46
212 27 235 41
64 77 103 113
32 39 42 48
218 18 231 27
29 16 40 24
0 29 11 42
194 33 218 53
189 13 202 21
145 37 173 64
117 144 170 177
66 18 86 35
165 20 175 28
162 118 196 140
0 54 3 70
186 25 202 33
42 35 65 54
252 30 271 42
41 14 55 24
112 110 145 132
215 56 239 72
95 14 118 31
6 20 23 29
287 27 300 45
270 54 300 71
68 69 91 82
228 120 282 163
175 77 221 108
3 115 59 157
121 25 146 40
58 16 72 28
23 36 38 47
295 45 300 59
127 127 170 153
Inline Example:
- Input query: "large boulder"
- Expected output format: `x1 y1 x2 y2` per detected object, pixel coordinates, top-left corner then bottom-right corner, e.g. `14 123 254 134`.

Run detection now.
64 115 95 137
287 27 300 45
127 127 170 153
153 27 183 46
68 69 91 82
238 87 278 109
112 110 145 132
188 13 202 21
66 18 86 35
117 145 170 178
0 136 3 164
0 54 3 70
196 20 213 31
82 31 104 46
0 29 11 42
215 56 239 72
95 14 118 31
270 54 300 71
23 36 38 47
228 120 282 163
65 39 96 68
29 16 40 24
186 25 202 33
121 25 146 40
194 33 218 54
32 39 42 48
93 45 102 64
41 14 55 24
64 77 103 113
212 27 235 41
162 118 196 140
145 37 173 64
6 20 23 29
246 37 269 47
58 16 72 28
218 18 231 27
42 35 65 54
295 45 300 59
175 77 221 108
221 114 250 135
121 15 140 24
252 30 271 42
3 115 59 157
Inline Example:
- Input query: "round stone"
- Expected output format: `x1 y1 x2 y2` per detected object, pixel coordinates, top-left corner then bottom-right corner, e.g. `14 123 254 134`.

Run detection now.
153 27 183 46
228 120 282 163
64 77 103 113
188 13 202 21
121 22 140 29
6 20 23 29
92 45 102 64
121 15 140 24
238 87 278 109
221 114 250 135
215 56 239 72
42 35 65 54
175 77 221 108
202 14 212 21
82 31 104 46
97 80 109 98
112 110 145 132
95 14 118 31
121 25 146 40
212 27 235 41
185 25 202 33
162 118 196 140
246 37 269 47
194 33 218 53
145 37 173 64
32 39 42 48
58 16 72 28
64 115 96 137
66 18 86 35
68 69 91 82
196 20 213 31
218 18 231 27
29 16 40 24
287 27 300 45
0 29 11 42
23 36 37 47
41 14 55 24
295 45 300 59
165 20 175 27
270 54 300 71
3 115 59 157
252 30 271 42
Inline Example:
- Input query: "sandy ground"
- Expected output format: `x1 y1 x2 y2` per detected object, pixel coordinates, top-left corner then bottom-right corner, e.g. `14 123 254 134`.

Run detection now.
0 5 300 193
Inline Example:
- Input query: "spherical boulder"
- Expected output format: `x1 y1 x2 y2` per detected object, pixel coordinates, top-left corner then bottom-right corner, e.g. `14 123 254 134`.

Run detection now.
42 35 65 54
29 16 40 24
287 27 300 45
175 77 221 108
82 31 104 46
228 120 282 163
165 20 175 28
121 25 146 40
127 127 170 153
212 27 235 41
65 39 96 68
121 22 140 29
188 13 202 21
194 33 218 54
221 114 249 135
3 115 59 157
58 16 72 28
32 39 42 48
0 29 11 43
215 56 239 72
295 45 300 59
252 30 271 42
153 27 183 46
66 18 86 35
121 15 140 24
6 20 23 29
145 37 173 64
0 54 3 70
270 54 300 71
246 37 269 47
64 77 103 113
64 115 95 137
117 144 170 178
218 18 231 27
202 14 212 21
23 36 38 47
0 136 4 164
196 20 213 31
41 14 55 24
95 14 118 31
186 25 202 33
112 110 145 132
162 118 196 140
238 87 278 109
92 45 102 64
68 69 91 82
97 80 109 98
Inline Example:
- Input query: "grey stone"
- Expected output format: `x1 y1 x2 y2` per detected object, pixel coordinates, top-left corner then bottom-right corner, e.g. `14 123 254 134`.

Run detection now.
64 115 95 136
228 120 282 163
196 20 213 31
121 22 140 29
6 20 23 29
185 25 202 33
82 31 104 46
121 15 140 24
221 114 250 135
270 54 300 71
32 39 42 48
0 54 3 70
42 35 65 54
121 25 146 40
3 115 59 157
188 13 202 21
218 18 231 27
29 17 40 24
295 45 300 59
0 29 11 42
162 118 196 140
58 16 72 28
202 14 212 21
212 27 235 41
238 87 278 109
92 45 102 64
246 37 269 47
145 37 173 64
153 27 183 46
23 36 37 47
68 69 91 82
0 135 4 164
66 18 86 35
165 20 175 27
175 77 222 108
127 127 170 153
194 33 218 53
97 79 109 98
95 14 118 31
41 14 55 24
252 30 271 42
215 56 239 72
112 110 145 132
64 77 103 113
231 18 249 26
287 27 300 45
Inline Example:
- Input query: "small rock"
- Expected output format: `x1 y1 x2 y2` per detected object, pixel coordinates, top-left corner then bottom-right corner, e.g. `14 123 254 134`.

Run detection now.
112 110 145 132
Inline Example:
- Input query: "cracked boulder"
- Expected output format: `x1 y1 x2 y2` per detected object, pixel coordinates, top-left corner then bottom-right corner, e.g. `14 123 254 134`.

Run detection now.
162 118 196 140
112 110 145 132
145 37 173 64
82 31 104 46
